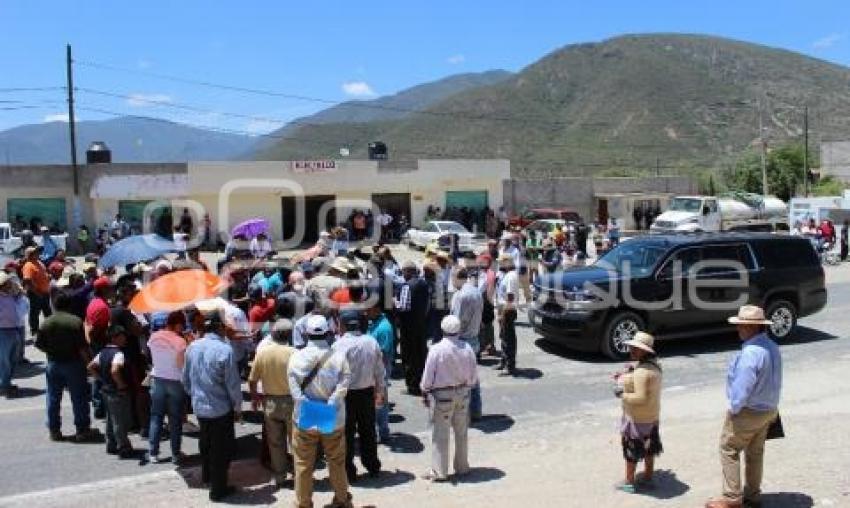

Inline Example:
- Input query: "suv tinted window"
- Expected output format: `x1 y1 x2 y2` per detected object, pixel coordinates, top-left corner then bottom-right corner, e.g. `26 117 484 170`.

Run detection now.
699 244 755 274
753 239 818 269
657 246 702 278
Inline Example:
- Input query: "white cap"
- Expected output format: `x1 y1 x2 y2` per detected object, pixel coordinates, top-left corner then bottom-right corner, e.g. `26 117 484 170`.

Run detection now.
306 314 329 336
441 315 461 336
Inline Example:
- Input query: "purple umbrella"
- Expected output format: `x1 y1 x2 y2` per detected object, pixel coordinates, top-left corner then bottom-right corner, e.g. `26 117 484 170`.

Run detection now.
231 218 270 239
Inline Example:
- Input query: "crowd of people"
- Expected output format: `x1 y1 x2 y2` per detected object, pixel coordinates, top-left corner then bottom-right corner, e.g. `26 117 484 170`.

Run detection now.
0 207 788 507
0 222 537 506
792 216 849 261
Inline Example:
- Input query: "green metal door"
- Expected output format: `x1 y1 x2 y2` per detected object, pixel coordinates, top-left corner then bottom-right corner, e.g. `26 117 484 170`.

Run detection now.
7 198 67 231
445 190 488 231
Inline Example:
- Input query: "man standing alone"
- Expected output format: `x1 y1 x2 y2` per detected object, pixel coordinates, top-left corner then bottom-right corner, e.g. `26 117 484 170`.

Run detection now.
420 315 478 482
182 307 243 502
706 305 782 508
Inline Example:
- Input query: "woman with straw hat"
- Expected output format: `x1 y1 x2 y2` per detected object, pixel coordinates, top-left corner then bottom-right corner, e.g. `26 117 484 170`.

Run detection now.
613 331 663 493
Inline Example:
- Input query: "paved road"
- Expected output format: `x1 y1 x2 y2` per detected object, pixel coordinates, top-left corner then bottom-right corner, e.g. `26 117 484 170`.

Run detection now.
0 254 848 505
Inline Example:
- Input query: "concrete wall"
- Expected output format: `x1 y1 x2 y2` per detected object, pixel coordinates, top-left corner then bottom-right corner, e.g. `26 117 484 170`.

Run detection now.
0 163 187 231
189 159 510 240
503 176 696 220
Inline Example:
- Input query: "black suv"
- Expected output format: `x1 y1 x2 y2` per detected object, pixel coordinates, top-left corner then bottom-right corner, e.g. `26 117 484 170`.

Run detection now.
529 233 827 359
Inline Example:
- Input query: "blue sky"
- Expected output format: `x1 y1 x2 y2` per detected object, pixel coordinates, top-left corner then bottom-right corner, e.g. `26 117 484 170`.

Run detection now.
2 1 850 133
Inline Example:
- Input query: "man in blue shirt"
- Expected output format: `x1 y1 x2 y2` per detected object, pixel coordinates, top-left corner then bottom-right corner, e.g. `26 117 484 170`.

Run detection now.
706 305 782 508
182 307 243 503
367 304 395 443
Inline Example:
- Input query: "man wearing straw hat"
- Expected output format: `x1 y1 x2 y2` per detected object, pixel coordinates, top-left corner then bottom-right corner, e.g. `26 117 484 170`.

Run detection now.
706 305 782 508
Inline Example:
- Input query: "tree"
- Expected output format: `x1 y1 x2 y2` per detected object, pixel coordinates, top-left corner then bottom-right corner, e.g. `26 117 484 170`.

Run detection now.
724 143 812 201
812 175 846 197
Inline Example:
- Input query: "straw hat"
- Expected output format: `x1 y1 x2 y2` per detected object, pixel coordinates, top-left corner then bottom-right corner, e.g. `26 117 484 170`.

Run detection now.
330 257 354 274
727 305 772 325
624 331 656 354
497 253 515 268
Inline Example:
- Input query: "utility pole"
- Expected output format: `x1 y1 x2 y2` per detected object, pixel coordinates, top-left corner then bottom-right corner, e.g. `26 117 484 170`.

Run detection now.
66 44 79 196
758 99 769 195
803 105 809 197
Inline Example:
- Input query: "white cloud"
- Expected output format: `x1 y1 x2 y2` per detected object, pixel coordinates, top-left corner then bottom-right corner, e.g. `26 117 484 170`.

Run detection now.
43 113 69 123
126 93 173 107
447 54 466 65
341 81 376 97
813 33 844 49
243 119 284 136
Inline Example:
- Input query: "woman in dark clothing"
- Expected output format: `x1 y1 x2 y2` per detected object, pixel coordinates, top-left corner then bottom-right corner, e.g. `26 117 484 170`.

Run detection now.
841 220 849 261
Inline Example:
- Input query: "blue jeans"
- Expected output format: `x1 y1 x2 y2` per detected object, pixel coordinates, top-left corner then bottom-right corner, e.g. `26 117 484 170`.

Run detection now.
148 377 186 456
376 353 393 440
0 328 18 388
461 336 482 419
46 360 91 432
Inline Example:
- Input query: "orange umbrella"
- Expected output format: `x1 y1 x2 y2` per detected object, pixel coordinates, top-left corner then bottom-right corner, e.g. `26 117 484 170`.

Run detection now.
129 269 227 313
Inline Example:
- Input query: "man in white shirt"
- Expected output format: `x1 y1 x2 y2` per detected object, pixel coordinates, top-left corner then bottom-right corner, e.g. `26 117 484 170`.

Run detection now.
496 253 519 375
420 315 478 482
333 309 385 482
287 315 354 508
250 233 273 260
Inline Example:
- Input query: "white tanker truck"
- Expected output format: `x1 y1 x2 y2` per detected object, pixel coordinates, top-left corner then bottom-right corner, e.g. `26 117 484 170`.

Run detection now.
650 193 788 233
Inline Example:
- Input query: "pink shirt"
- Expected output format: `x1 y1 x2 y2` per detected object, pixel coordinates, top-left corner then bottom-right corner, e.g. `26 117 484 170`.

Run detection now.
147 330 187 381
420 337 478 393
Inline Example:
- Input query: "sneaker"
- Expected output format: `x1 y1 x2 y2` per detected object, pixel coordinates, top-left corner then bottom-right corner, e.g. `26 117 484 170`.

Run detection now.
421 469 448 483
49 430 64 442
147 452 168 464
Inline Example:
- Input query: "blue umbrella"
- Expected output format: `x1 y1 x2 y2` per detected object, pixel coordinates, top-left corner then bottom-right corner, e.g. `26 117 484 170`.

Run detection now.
99 234 177 269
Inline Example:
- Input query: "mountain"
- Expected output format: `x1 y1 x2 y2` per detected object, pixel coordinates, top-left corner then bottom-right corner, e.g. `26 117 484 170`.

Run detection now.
252 70 512 155
0 116 257 164
254 34 850 176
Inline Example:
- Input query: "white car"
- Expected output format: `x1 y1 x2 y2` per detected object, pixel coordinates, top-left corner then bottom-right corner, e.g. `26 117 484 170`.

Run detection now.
406 221 474 252
0 223 68 255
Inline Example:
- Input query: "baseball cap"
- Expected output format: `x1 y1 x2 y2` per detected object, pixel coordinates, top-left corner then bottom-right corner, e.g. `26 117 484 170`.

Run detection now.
441 315 461 336
305 314 329 336
338 309 362 326
150 312 169 332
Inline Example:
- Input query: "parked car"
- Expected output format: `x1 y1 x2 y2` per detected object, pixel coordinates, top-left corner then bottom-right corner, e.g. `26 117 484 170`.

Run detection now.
524 219 570 239
509 208 582 229
406 221 474 252
0 223 68 255
529 233 827 359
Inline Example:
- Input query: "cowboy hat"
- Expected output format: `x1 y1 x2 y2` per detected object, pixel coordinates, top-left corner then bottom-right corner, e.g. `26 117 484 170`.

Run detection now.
624 331 656 354
329 257 354 273
728 305 772 325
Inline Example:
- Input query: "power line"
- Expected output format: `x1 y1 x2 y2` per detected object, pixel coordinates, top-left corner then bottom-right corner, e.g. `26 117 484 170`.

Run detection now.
0 87 65 93
75 59 779 130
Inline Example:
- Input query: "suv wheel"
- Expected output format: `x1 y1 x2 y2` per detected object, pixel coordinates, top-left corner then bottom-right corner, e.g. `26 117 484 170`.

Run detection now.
766 299 797 340
601 311 645 360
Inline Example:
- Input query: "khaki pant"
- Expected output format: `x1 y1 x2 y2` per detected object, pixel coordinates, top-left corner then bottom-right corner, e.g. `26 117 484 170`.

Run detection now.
264 394 294 483
293 427 351 508
719 408 778 503
429 386 471 478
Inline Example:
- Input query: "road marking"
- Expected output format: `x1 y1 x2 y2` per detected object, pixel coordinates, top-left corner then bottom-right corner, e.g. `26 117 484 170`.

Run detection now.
0 470 180 505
